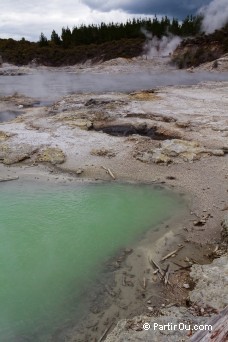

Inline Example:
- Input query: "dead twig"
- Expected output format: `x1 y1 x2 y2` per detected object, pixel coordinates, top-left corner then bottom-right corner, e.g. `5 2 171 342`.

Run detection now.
172 261 192 271
139 277 147 290
143 277 147 289
163 264 170 285
0 176 19 182
101 166 116 180
98 322 113 342
161 245 184 262
149 258 172 286
149 258 164 277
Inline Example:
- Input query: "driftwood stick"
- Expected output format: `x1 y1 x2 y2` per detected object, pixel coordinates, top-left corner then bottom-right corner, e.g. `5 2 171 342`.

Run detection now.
143 277 147 289
161 245 184 262
149 258 173 286
189 306 228 341
101 166 108 172
172 262 192 271
101 166 116 180
213 245 219 253
149 258 164 277
0 176 19 182
163 264 170 285
98 322 113 342
107 168 116 180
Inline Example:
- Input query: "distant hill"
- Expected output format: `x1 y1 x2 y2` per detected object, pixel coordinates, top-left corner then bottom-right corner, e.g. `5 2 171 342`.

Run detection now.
0 17 227 68
0 38 144 66
0 15 202 66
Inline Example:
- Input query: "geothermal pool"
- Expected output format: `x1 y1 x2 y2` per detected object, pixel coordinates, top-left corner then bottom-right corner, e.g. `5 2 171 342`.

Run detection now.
1 69 228 101
0 181 184 341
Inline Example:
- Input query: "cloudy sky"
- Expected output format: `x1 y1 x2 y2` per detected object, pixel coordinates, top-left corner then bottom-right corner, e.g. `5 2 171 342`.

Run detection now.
0 0 221 41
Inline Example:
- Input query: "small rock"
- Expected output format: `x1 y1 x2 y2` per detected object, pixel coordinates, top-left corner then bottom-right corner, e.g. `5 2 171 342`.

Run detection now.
90 148 116 158
124 248 133 255
166 176 176 180
76 169 84 175
183 283 190 289
193 220 206 226
175 121 190 128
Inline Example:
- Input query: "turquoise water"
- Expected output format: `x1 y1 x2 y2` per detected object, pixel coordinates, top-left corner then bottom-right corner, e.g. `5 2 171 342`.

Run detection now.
0 181 184 341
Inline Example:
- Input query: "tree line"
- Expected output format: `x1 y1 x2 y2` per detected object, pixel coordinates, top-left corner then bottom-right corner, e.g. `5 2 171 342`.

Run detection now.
39 15 203 48
3 14 226 67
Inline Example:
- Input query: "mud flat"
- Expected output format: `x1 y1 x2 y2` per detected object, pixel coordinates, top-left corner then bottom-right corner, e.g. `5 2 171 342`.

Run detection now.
0 71 227 341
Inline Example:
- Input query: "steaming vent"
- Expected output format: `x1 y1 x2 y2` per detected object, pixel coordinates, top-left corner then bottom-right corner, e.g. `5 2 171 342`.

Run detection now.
144 34 182 58
94 123 179 140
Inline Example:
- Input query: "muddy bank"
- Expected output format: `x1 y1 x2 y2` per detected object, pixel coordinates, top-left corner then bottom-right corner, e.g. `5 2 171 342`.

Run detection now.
105 253 228 342
0 78 227 341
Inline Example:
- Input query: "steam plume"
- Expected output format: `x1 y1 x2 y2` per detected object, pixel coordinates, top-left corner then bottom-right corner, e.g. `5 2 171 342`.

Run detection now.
200 0 228 33
143 33 182 58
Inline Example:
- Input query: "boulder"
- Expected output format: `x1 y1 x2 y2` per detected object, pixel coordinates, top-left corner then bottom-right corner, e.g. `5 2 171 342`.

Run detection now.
0 143 37 165
134 139 224 164
190 256 228 310
105 307 209 342
36 147 65 165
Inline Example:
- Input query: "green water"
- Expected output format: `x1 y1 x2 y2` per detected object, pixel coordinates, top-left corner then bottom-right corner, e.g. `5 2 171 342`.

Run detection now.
0 181 184 341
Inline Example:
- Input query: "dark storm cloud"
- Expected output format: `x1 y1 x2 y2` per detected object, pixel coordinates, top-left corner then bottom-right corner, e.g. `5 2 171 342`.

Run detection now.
83 0 212 18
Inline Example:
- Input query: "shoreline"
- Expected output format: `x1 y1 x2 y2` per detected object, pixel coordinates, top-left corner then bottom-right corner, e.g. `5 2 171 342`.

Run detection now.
0 159 225 341
0 68 227 340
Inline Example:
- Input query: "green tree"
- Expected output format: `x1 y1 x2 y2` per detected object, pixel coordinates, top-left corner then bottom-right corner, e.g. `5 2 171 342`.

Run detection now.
39 32 48 47
61 27 72 48
51 30 61 45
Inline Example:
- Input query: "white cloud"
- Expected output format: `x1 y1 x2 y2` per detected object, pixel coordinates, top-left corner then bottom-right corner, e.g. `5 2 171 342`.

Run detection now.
2 0 221 41
0 0 155 41
0 0 154 41
0 1 87 40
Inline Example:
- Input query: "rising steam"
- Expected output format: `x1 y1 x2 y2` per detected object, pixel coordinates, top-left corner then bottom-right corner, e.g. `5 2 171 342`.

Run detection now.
199 0 228 33
142 29 182 58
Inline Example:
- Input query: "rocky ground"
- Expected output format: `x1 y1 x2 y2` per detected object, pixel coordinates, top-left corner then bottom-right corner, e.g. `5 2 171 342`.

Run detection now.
191 53 228 72
0 59 227 341
0 56 174 76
